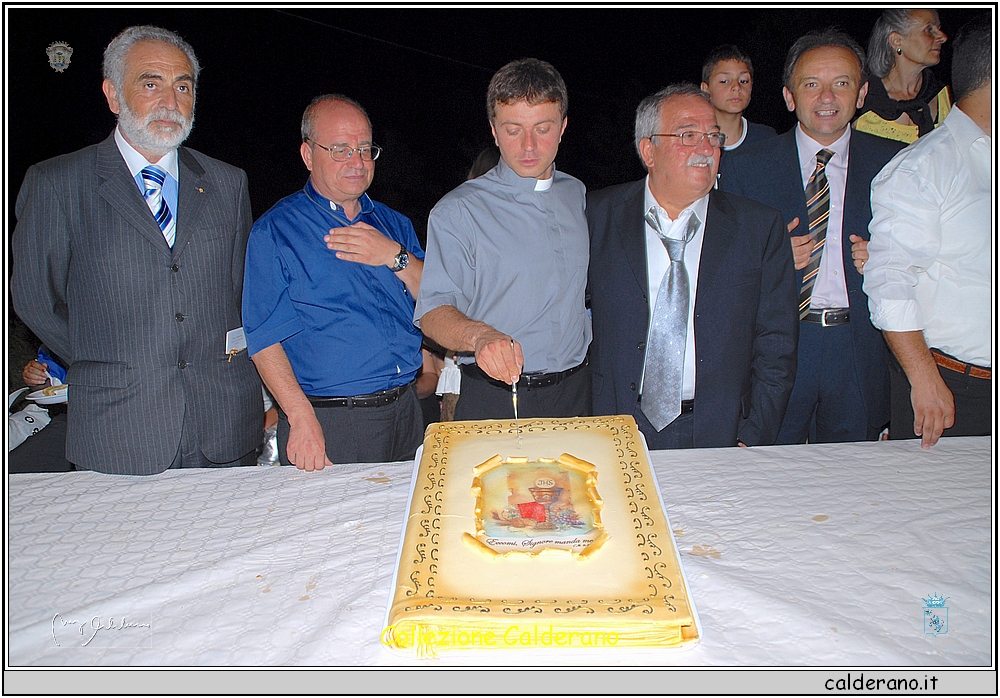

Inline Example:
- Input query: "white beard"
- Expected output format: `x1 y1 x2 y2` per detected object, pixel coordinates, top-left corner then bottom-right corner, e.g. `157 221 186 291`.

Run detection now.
117 98 194 157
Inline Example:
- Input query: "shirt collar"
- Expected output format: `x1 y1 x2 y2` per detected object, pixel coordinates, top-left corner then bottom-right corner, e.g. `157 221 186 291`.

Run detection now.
304 177 374 220
794 122 851 169
643 176 710 231
495 157 557 191
114 126 179 181
723 116 750 151
946 104 991 151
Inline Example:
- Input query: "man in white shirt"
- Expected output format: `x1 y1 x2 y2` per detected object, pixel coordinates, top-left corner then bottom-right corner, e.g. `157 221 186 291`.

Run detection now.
12 25 262 474
864 17 992 448
719 29 904 443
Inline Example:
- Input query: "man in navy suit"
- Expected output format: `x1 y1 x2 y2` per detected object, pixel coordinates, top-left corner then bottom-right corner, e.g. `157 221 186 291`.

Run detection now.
720 29 904 443
588 84 798 449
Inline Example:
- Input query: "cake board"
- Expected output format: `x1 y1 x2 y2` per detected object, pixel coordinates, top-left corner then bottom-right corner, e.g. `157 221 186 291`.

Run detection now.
382 415 701 658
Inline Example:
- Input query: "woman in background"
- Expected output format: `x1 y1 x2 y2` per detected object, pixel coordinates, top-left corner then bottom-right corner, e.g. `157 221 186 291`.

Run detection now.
856 8 950 144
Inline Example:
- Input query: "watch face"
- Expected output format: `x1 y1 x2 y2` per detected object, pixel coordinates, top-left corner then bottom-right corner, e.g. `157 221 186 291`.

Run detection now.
392 247 408 271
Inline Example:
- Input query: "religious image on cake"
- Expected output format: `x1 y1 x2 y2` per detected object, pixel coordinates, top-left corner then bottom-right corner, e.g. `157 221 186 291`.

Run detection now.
464 454 609 558
490 467 585 533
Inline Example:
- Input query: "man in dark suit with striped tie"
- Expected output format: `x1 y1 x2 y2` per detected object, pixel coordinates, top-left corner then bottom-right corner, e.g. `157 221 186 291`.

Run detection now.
12 25 262 474
720 29 904 443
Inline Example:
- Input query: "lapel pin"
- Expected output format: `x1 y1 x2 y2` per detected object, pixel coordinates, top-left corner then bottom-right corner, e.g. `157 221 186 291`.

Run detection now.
197 187 204 193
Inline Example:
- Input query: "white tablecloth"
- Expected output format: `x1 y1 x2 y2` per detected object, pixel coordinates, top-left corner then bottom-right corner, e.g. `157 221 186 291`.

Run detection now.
7 437 991 665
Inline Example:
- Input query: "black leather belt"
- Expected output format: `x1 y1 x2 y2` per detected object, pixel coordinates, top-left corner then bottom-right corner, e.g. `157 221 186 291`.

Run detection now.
639 398 694 414
307 382 410 408
803 308 850 326
461 360 586 390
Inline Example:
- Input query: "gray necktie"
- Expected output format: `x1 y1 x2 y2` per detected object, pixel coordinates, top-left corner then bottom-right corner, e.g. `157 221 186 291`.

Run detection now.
641 207 699 431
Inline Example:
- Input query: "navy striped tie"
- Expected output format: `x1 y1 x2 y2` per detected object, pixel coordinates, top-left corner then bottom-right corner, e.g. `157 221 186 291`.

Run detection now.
141 165 175 247
798 149 833 320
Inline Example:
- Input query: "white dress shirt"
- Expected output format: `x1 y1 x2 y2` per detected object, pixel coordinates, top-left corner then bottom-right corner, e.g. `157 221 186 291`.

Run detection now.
642 179 709 400
794 124 851 309
865 106 992 368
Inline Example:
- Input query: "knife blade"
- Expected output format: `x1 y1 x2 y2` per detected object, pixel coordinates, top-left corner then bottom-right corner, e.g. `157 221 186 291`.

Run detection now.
511 339 521 447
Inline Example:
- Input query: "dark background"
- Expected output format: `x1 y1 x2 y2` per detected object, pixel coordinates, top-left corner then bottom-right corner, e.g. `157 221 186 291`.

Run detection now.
5 6 988 386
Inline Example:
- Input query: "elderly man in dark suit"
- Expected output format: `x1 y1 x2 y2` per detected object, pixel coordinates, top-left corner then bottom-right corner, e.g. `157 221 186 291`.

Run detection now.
588 83 798 449
720 28 904 444
12 25 262 474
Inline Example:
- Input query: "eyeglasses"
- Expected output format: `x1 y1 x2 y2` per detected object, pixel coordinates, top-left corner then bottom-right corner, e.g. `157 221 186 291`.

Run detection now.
650 131 727 148
309 140 382 162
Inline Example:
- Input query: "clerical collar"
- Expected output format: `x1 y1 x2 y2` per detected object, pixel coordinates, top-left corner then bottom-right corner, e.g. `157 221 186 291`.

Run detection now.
114 126 179 181
495 157 557 191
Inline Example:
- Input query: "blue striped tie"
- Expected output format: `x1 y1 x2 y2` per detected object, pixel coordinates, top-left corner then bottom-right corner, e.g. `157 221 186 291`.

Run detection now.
141 166 175 247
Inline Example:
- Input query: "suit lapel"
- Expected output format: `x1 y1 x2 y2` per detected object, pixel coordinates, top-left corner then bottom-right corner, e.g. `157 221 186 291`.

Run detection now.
696 190 737 295
95 135 173 258
616 182 650 300
843 133 873 241
173 146 208 256
777 130 809 217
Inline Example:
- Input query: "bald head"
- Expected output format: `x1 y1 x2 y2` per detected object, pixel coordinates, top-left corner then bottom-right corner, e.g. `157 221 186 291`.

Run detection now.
301 94 371 143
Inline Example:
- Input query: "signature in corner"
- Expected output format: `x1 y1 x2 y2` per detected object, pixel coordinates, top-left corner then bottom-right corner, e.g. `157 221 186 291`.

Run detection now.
51 613 151 647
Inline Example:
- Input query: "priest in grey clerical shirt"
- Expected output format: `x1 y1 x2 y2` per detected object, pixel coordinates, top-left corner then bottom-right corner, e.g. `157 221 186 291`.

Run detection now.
415 58 591 421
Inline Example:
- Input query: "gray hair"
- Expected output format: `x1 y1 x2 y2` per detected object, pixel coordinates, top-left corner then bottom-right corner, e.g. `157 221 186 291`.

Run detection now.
783 28 866 89
301 94 372 142
103 25 200 94
634 83 712 164
867 9 940 78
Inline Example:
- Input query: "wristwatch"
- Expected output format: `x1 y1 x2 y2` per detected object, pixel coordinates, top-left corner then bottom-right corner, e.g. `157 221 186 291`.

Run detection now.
389 243 409 272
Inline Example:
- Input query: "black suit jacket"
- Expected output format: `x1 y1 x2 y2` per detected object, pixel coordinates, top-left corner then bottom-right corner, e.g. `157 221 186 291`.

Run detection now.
587 183 798 447
719 128 904 429
12 133 263 474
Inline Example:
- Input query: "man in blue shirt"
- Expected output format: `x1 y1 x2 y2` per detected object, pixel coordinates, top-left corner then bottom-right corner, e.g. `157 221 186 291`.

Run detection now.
243 95 425 470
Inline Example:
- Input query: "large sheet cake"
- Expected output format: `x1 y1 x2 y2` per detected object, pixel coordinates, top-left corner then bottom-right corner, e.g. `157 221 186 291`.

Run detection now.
383 415 700 657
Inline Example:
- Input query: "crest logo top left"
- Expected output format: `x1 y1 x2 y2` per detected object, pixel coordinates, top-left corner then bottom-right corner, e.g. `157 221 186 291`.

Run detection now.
46 41 73 72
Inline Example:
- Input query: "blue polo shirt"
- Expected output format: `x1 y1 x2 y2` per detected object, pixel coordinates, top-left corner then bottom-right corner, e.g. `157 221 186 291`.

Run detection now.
243 179 424 396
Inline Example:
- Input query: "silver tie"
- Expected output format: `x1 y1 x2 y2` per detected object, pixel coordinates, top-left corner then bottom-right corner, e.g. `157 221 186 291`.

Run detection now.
641 207 698 431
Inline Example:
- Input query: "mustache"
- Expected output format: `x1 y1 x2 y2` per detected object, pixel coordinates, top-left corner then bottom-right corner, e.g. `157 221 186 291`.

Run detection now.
144 107 190 128
686 153 715 167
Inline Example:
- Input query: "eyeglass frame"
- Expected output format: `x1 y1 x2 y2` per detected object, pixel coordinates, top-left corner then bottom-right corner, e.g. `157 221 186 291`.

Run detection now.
648 131 727 148
307 139 382 162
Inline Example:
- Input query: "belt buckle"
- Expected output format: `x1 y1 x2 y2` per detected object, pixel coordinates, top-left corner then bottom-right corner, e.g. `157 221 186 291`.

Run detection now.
820 309 835 327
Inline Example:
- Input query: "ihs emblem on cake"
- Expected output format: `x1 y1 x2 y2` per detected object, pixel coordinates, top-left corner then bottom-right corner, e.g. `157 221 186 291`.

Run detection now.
463 454 609 557
497 473 581 532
